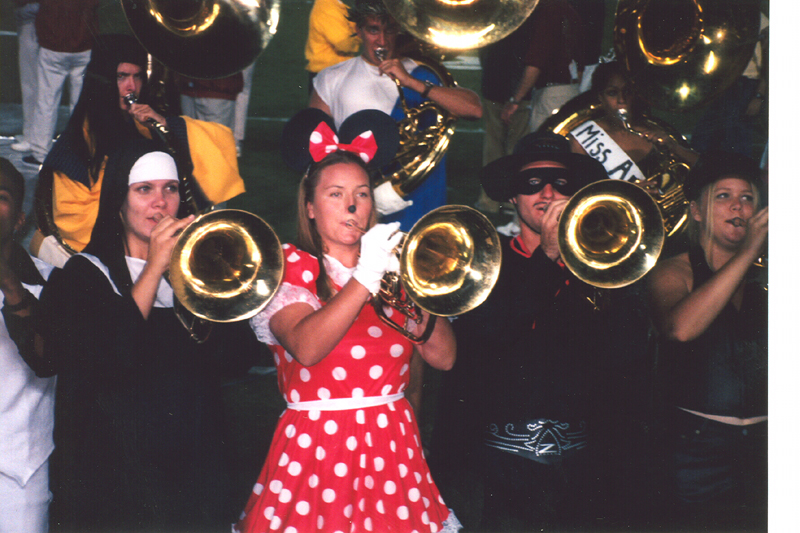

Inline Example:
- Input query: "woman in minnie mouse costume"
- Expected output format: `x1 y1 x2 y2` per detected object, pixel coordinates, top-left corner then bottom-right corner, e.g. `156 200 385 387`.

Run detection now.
234 109 461 533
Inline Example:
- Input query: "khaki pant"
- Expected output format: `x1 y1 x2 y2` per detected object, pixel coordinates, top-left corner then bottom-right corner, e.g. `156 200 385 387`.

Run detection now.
529 83 580 133
477 99 532 212
482 99 532 166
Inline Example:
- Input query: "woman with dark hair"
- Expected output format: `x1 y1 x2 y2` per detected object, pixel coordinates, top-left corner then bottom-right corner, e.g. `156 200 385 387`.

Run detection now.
235 145 460 532
647 150 768 529
33 33 244 267
27 138 259 532
568 61 698 183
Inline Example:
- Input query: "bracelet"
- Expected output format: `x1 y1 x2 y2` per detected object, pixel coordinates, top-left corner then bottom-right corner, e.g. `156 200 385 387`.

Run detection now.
420 80 434 99
2 289 35 313
754 92 766 101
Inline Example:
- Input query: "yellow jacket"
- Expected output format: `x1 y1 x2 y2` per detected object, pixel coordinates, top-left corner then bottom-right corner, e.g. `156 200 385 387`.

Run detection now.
52 117 244 252
305 0 361 74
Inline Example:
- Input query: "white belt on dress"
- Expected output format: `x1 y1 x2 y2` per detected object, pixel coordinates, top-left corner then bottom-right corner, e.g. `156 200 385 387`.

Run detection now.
287 393 405 411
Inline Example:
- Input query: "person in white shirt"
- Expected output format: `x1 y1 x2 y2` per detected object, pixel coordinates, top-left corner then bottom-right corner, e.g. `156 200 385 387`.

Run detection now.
0 157 55 533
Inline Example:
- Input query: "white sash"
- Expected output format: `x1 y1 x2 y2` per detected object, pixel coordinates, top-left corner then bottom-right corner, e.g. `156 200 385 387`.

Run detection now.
570 120 646 183
287 393 405 412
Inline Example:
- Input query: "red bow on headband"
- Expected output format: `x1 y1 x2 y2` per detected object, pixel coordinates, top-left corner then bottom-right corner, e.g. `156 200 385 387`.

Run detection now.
308 122 378 163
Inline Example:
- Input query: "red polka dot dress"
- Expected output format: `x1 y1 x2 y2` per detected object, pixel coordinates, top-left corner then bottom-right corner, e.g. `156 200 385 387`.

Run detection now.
235 244 461 533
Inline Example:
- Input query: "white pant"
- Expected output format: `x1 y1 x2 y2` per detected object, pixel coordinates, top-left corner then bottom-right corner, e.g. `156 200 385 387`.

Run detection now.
529 83 581 133
16 4 39 142
29 47 91 161
0 461 50 533
180 95 236 131
233 63 255 143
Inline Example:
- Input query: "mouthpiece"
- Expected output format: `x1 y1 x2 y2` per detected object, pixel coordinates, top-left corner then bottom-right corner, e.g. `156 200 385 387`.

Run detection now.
124 93 138 106
375 48 388 62
617 108 632 130
346 220 367 234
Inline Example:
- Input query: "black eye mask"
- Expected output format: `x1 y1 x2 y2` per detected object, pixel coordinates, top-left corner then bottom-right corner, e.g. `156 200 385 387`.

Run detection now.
512 167 579 196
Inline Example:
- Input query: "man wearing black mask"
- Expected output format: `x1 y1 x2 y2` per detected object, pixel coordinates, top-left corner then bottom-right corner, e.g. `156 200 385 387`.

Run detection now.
429 132 624 531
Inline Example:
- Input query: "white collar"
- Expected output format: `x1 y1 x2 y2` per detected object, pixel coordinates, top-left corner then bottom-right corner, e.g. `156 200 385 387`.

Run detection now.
126 256 174 308
323 254 356 288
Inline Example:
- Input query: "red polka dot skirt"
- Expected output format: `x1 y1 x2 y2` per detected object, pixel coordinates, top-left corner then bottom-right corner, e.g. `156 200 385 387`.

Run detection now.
235 245 459 532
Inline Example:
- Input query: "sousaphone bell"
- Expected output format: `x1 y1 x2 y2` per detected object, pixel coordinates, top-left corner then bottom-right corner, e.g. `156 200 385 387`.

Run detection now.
382 0 540 50
121 0 281 79
614 0 761 112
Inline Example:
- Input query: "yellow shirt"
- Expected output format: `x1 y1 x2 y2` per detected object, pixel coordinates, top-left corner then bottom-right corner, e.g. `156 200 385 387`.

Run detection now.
52 117 244 252
305 0 361 74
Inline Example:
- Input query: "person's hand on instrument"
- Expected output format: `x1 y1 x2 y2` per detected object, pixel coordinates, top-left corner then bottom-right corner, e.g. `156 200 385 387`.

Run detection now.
129 102 167 129
740 206 769 261
540 198 569 261
146 214 195 276
379 58 412 86
352 222 403 294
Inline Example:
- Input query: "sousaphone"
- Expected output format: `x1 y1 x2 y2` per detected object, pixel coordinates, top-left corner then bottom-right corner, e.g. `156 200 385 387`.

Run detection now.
375 50 459 202
540 91 692 240
120 0 281 79
375 0 541 200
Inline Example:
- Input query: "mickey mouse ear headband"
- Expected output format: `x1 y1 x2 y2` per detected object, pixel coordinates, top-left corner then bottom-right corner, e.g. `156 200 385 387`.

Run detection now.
281 108 399 172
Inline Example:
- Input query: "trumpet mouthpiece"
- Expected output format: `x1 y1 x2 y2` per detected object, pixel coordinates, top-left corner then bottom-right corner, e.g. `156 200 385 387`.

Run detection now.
346 220 367 233
617 109 631 129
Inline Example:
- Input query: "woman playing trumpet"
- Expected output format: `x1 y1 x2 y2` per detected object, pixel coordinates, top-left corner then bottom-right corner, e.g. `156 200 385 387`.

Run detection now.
18 138 259 532
647 151 767 530
235 110 459 532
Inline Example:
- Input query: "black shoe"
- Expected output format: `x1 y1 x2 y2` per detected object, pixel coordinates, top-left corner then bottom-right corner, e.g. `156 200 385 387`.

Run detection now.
22 155 42 167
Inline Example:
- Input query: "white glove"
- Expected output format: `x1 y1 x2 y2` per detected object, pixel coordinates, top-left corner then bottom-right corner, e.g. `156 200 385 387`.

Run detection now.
352 222 403 294
373 181 413 216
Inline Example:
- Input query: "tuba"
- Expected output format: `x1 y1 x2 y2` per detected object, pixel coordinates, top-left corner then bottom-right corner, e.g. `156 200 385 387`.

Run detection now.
558 179 665 289
540 92 691 240
372 205 502 343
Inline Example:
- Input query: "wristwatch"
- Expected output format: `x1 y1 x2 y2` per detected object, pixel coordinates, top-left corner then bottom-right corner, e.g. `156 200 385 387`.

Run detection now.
421 80 435 98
